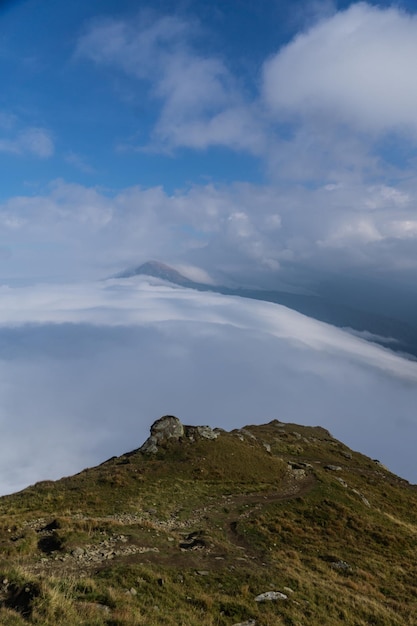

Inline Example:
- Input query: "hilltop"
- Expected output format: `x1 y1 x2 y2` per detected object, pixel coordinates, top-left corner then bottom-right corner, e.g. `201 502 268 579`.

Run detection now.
0 415 416 625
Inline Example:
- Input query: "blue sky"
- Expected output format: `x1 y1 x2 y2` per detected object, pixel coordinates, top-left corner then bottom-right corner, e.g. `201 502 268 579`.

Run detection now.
1 1 417 492
1 0 417 284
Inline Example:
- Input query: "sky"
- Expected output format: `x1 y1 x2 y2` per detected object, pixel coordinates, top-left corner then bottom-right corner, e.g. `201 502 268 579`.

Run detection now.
0 0 417 492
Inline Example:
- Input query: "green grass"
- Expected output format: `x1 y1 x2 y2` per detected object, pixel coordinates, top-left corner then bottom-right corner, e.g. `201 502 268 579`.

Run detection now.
0 419 416 624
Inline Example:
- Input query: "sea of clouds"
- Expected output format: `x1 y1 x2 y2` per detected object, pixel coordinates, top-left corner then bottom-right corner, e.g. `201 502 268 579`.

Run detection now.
0 275 416 495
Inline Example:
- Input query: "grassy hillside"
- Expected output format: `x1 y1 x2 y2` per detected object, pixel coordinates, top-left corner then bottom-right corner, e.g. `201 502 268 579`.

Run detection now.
0 417 416 625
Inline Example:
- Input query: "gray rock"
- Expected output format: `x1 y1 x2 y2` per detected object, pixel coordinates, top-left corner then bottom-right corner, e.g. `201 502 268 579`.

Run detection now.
330 560 352 571
352 488 370 507
71 547 85 558
321 554 352 570
287 462 306 479
373 459 389 471
340 451 352 459
255 591 288 602
140 415 184 453
324 465 342 471
195 425 219 440
151 415 184 439
288 461 306 470
335 477 348 488
232 620 256 626
236 428 256 440
140 416 219 453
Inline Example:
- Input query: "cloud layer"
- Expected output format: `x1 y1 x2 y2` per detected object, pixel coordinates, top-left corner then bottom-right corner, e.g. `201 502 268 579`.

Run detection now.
0 277 416 495
1 178 417 289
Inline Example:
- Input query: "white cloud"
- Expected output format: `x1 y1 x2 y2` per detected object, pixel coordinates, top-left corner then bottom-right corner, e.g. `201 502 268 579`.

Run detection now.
263 3 417 135
0 111 17 130
76 14 265 153
18 127 54 158
0 277 416 495
65 151 96 174
0 126 54 158
173 263 215 284
74 4 417 186
1 177 417 285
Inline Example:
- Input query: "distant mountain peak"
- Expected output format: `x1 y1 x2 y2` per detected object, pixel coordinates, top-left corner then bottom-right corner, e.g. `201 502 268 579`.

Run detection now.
115 260 195 286
113 261 417 359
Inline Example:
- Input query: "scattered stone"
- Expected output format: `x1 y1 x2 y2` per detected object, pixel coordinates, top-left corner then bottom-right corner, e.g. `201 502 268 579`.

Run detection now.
236 428 256 440
331 560 352 571
196 570 209 576
71 547 85 558
129 587 137 596
288 462 306 470
340 451 352 460
38 519 60 533
352 489 370 507
193 425 219 440
255 591 287 602
283 586 294 594
373 459 389 471
180 531 207 550
262 442 271 453
321 555 352 571
232 620 256 626
77 602 110 614
335 477 348 488
324 465 342 471
287 462 306 479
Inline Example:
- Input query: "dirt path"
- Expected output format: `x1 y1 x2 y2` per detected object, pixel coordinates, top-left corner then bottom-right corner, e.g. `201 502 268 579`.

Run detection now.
26 472 316 576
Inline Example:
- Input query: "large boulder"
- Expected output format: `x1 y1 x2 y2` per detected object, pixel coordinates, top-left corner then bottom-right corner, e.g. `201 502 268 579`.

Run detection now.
140 415 184 454
140 416 219 454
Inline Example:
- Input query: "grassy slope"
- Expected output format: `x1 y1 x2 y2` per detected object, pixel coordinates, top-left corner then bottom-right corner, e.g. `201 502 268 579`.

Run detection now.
0 420 416 625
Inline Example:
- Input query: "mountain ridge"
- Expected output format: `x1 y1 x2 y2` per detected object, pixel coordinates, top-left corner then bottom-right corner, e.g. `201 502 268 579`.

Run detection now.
116 260 417 359
0 415 416 625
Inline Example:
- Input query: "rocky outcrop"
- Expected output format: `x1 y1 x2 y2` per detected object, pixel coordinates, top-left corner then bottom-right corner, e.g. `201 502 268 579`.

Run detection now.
140 415 219 454
184 425 219 441
140 415 184 454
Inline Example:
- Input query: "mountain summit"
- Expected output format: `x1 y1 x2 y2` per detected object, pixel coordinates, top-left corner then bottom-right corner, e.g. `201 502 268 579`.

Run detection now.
116 260 197 287
115 260 417 358
0 415 416 625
